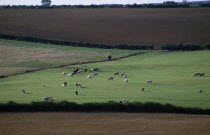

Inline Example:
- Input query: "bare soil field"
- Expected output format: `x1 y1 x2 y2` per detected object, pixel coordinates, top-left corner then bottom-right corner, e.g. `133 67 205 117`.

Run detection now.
0 112 210 135
0 8 210 48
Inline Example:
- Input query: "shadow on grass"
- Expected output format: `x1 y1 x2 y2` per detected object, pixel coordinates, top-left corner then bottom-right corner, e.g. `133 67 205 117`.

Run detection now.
77 94 87 96
141 91 151 92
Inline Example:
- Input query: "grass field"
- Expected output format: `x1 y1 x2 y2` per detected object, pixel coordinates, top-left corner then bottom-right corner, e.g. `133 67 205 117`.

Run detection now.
0 50 209 109
0 8 210 48
0 39 139 75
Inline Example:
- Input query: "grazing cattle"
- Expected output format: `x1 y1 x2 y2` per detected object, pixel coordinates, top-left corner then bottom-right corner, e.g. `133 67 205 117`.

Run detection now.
120 99 131 104
75 84 81 88
73 67 79 74
122 74 127 78
90 68 98 72
84 69 88 72
87 75 92 79
108 77 114 80
194 72 205 77
68 72 75 77
121 73 127 78
114 72 119 76
146 80 152 84
93 72 98 76
43 97 53 101
75 83 79 88
121 99 127 103
62 82 67 88
22 90 25 94
61 72 66 76
199 73 205 76
199 90 203 93
108 100 115 104
124 79 128 82
194 72 200 76
61 84 65 88
77 70 84 74
75 91 78 95
142 88 145 92
43 84 45 88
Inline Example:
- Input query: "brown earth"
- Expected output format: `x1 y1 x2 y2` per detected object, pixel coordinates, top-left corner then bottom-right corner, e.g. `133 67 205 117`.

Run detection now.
0 112 210 135
0 8 210 48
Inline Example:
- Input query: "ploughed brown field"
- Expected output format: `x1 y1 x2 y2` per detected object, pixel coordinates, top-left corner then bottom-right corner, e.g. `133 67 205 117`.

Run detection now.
0 113 210 135
0 8 210 48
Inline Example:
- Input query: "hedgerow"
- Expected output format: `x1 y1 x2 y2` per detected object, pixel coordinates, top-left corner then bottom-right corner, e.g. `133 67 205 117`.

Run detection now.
0 101 209 114
161 43 204 51
0 33 153 50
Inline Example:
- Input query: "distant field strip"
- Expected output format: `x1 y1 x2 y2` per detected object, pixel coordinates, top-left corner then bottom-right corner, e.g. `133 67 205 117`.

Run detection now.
0 39 140 76
0 8 210 48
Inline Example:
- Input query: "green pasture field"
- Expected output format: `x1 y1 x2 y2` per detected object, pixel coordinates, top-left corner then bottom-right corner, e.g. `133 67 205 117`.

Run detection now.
0 50 210 109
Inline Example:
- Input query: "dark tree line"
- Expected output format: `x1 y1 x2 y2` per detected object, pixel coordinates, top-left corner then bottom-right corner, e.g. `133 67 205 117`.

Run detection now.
1 33 209 51
161 43 210 51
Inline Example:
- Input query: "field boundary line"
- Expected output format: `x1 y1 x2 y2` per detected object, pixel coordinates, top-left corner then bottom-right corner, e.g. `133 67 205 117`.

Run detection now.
0 33 153 50
0 51 154 78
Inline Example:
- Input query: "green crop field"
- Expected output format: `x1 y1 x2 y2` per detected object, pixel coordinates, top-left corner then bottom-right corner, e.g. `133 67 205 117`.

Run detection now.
0 50 210 109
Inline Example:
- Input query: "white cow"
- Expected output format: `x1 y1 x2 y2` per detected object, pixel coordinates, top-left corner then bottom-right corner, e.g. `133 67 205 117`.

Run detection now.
90 68 98 72
61 72 66 76
87 75 92 79
61 82 67 88
77 70 84 73
122 74 127 78
124 79 128 82
68 73 75 77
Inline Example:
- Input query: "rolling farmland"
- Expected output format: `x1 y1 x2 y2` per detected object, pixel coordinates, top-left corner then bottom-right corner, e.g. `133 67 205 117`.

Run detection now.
1 6 210 135
0 50 209 109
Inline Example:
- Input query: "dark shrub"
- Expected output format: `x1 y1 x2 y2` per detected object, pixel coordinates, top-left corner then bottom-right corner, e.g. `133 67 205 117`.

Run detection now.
108 55 112 60
205 44 210 50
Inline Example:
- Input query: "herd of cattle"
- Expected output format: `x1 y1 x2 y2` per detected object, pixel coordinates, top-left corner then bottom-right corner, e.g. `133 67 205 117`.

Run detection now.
41 67 154 102
24 68 205 102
